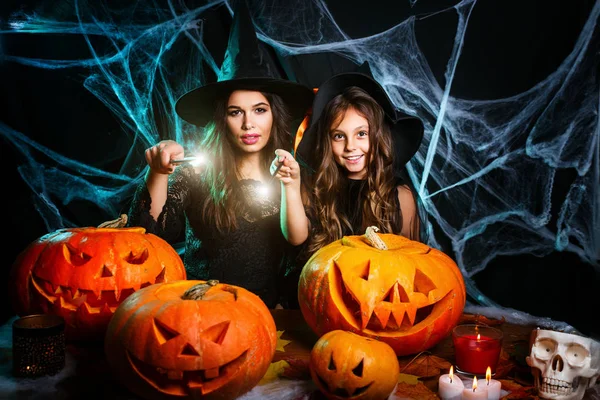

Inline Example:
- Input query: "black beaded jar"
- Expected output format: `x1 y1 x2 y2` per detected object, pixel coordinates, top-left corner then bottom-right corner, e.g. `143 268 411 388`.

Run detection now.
12 314 66 378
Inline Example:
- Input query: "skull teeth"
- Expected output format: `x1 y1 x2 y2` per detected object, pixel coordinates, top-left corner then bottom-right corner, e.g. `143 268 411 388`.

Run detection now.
540 377 573 395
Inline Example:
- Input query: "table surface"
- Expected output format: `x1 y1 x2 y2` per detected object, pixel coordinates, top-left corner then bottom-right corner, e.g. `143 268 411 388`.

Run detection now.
0 310 546 399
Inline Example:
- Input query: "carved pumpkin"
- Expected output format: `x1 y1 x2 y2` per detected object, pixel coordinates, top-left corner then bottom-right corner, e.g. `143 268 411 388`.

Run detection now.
298 227 466 356
104 280 277 400
310 330 399 400
10 223 186 341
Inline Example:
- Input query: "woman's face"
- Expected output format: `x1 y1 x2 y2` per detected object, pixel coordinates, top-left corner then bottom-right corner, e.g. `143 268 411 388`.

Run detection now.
226 90 273 154
329 107 370 179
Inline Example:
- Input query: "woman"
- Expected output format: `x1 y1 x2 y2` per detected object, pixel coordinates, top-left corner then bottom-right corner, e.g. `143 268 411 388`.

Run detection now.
127 2 314 308
281 62 425 258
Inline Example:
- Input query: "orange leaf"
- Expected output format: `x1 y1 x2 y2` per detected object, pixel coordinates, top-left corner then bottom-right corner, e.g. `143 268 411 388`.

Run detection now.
398 353 452 378
281 357 312 380
494 349 516 378
394 381 439 399
459 313 506 326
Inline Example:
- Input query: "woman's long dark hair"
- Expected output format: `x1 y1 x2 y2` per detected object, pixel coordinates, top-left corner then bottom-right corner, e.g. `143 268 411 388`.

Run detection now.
306 86 418 254
199 91 292 232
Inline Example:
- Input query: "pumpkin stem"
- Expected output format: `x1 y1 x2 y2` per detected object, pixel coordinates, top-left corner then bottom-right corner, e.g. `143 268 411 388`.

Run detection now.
181 280 219 300
364 226 388 250
98 214 128 228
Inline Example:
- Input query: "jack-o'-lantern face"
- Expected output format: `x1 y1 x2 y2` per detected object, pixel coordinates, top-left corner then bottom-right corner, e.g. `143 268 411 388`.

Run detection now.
105 281 277 400
10 227 186 340
310 330 399 400
299 230 466 356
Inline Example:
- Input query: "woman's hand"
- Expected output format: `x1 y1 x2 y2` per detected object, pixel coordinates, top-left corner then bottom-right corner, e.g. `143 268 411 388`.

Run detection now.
271 149 301 188
145 140 184 175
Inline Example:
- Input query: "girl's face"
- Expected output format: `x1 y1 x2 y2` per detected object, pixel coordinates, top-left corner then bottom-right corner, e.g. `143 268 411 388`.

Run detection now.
329 107 370 179
226 90 273 154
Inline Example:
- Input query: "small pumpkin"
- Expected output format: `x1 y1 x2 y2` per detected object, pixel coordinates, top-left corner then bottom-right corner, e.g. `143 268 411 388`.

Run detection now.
9 215 186 341
104 280 277 400
310 330 399 400
298 227 466 356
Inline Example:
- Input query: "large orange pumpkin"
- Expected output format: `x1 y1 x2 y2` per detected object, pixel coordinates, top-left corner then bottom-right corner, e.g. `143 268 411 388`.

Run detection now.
104 280 277 400
310 330 400 400
298 227 466 356
9 222 186 341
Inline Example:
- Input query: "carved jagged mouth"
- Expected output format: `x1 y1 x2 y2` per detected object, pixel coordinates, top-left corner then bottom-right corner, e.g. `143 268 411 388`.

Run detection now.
539 377 577 396
316 375 373 398
334 263 447 331
30 267 166 313
126 349 248 396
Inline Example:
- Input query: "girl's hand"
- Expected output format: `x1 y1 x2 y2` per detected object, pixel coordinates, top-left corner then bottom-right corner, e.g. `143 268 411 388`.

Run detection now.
145 140 184 174
271 149 301 188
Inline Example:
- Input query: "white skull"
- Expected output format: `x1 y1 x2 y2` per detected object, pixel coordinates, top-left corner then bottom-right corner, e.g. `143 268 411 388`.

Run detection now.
526 328 600 400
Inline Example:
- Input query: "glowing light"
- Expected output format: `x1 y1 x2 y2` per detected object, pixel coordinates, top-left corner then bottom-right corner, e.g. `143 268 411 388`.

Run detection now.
486 367 491 383
449 366 454 382
477 333 481 340
472 376 478 391
257 184 270 198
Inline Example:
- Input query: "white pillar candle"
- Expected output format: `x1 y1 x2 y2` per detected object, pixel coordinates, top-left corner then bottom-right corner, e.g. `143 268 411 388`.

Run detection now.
485 367 502 400
462 376 488 400
438 366 464 400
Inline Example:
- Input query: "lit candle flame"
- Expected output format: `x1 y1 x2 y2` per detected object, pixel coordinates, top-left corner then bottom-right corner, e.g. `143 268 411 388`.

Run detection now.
449 365 454 382
486 366 491 383
472 376 478 392
477 333 481 340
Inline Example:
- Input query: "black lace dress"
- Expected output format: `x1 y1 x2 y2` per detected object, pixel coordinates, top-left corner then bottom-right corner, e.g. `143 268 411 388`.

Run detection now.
127 165 299 308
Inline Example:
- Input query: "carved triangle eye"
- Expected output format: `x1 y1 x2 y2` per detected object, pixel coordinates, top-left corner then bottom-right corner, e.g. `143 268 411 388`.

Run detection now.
352 359 364 377
328 354 336 371
125 248 149 265
63 243 91 266
153 318 180 344
414 269 436 296
200 321 230 345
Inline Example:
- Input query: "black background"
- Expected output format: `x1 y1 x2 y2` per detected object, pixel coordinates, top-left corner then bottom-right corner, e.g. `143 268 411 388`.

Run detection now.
1 0 598 338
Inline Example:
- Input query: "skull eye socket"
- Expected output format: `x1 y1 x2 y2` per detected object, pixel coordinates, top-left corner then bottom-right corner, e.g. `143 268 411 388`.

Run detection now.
533 338 557 360
566 343 589 367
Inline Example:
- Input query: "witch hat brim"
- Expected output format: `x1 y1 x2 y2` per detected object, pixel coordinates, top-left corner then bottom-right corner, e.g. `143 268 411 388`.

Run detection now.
296 62 424 176
175 1 314 127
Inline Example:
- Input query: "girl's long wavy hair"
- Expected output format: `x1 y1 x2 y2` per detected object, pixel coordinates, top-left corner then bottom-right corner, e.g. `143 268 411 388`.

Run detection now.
199 91 292 232
306 86 413 254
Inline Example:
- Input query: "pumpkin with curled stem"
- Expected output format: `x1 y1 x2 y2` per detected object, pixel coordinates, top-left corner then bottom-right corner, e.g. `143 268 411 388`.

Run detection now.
105 280 277 400
310 330 400 400
9 225 186 341
298 227 466 356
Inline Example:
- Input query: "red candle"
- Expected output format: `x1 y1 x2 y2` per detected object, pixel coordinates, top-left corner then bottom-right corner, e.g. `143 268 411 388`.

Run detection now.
452 325 503 375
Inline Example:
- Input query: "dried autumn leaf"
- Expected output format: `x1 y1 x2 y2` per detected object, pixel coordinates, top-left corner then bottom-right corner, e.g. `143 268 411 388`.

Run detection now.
259 360 290 385
494 349 516 378
459 313 506 326
276 330 292 352
393 381 439 400
281 357 312 380
397 373 420 385
398 353 452 378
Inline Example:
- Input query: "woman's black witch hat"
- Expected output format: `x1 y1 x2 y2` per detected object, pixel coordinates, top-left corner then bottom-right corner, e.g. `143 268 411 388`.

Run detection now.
175 1 314 128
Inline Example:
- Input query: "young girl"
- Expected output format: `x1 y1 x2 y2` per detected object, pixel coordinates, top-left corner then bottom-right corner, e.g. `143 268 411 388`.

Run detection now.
277 64 424 259
127 2 314 308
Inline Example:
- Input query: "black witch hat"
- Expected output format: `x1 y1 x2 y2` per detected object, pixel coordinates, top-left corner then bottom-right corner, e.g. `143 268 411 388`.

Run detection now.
296 62 424 177
175 0 314 128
